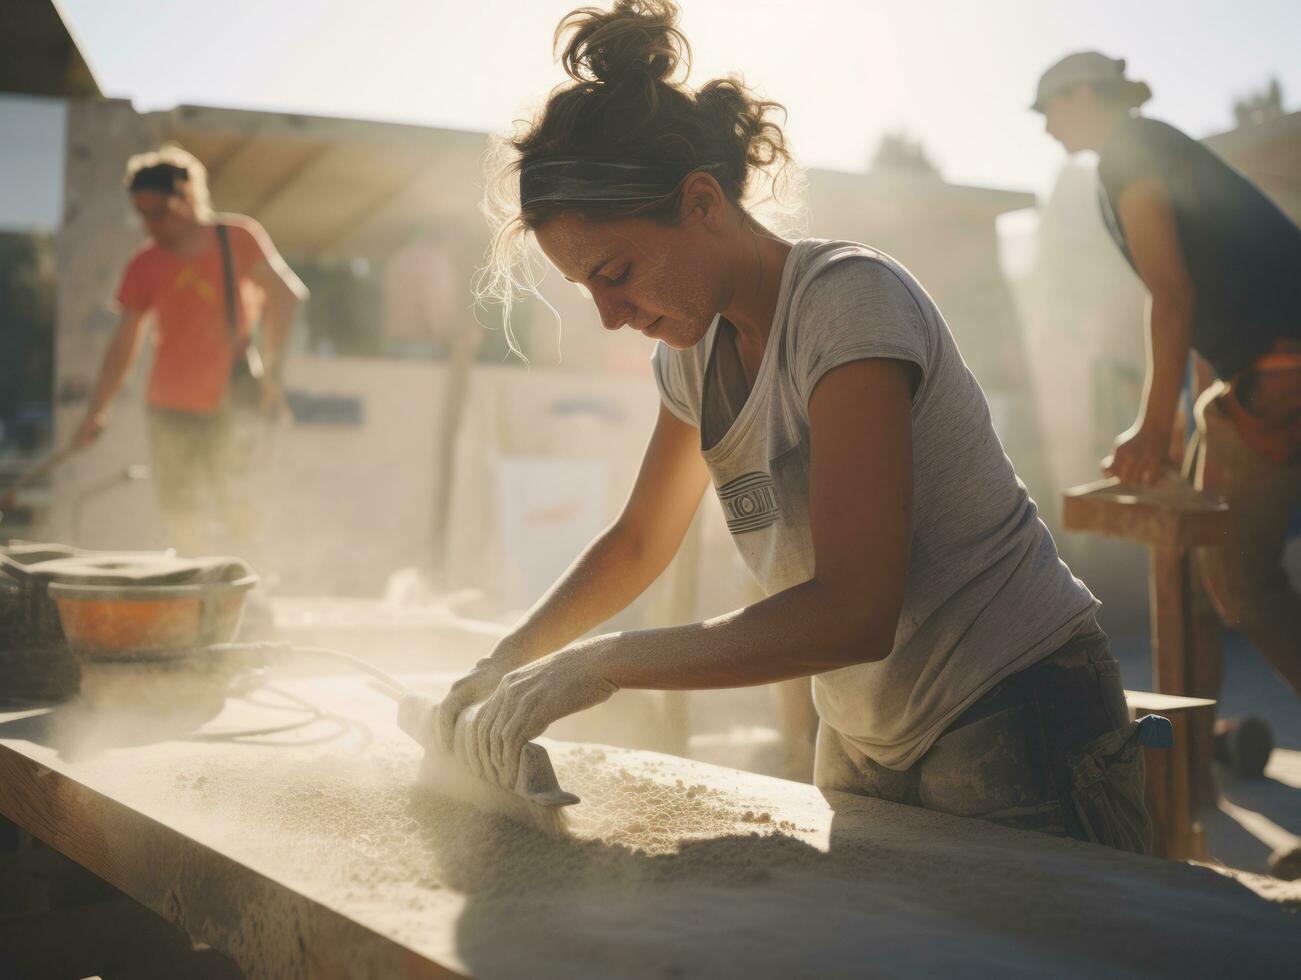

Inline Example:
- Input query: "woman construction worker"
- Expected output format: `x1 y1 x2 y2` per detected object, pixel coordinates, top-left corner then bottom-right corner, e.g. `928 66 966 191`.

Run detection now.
1033 52 1301 700
442 1 1150 852
74 145 309 566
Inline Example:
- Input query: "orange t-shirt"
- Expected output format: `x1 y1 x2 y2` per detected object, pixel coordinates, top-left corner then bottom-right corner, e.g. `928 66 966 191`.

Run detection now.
115 216 270 414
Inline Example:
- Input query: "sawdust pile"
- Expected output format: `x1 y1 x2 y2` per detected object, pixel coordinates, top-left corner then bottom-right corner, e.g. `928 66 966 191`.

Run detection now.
169 743 811 898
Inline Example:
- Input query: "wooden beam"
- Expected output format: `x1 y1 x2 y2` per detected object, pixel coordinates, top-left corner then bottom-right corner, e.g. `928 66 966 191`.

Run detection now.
0 720 456 978
242 142 335 217
1063 477 1229 549
315 159 433 253
203 133 262 185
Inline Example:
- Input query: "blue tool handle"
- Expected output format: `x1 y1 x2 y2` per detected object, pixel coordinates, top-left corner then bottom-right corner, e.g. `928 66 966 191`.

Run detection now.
1135 713 1175 749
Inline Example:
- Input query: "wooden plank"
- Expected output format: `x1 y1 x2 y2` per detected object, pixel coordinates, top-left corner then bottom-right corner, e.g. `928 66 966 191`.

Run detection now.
1125 691 1218 715
1062 477 1228 548
0 693 456 978
1 674 1297 978
0 740 454 978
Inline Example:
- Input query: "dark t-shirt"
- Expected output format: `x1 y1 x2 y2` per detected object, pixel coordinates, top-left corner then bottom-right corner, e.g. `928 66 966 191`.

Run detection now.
1097 116 1301 379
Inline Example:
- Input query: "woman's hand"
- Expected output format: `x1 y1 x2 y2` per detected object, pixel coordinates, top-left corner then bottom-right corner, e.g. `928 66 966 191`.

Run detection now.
436 637 533 754
459 636 620 791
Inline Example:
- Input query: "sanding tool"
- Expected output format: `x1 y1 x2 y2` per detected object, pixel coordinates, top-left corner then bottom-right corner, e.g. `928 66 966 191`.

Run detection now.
397 692 580 806
210 641 579 834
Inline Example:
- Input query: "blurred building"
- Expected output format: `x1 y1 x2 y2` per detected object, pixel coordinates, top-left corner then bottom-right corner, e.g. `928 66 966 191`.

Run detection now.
27 2 1301 629
3 85 1051 610
1207 107 1301 222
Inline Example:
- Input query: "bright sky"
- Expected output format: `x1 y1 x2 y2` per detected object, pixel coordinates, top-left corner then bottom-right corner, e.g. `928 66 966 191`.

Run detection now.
60 0 1299 199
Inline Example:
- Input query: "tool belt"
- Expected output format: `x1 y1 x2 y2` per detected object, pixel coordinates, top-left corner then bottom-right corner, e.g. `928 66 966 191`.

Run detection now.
1206 343 1301 466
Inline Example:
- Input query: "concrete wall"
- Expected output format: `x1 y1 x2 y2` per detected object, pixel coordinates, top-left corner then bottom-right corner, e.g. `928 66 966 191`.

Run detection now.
51 99 165 544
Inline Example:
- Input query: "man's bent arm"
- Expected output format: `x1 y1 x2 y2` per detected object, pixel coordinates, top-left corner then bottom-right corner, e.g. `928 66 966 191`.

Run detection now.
1117 178 1196 443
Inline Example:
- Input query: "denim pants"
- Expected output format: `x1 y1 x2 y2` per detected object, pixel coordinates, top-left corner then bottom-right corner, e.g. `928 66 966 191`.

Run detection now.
815 627 1153 855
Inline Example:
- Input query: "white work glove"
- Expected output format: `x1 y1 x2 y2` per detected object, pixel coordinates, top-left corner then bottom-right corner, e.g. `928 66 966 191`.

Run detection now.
437 643 525 755
459 637 619 792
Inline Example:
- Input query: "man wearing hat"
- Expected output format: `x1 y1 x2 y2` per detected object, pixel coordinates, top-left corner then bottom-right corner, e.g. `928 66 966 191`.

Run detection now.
1033 52 1301 699
73 144 309 565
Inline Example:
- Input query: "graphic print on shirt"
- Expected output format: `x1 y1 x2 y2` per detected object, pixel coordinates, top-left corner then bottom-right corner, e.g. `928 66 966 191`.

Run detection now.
171 265 218 305
717 471 779 533
714 438 815 592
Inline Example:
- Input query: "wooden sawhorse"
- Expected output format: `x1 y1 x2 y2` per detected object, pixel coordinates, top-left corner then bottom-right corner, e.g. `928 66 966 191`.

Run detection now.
1065 477 1228 859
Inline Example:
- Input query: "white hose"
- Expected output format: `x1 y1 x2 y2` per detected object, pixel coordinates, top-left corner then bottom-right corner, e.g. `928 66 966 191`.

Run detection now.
204 641 410 696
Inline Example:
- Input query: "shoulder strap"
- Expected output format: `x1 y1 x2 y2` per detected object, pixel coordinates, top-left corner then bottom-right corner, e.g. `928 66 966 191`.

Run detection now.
215 223 239 339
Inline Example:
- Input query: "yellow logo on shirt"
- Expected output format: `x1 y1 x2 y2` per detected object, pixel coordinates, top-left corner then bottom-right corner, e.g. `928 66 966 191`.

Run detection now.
172 265 218 304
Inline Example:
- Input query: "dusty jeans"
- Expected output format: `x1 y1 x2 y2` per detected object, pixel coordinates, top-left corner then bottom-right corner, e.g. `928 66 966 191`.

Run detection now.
815 627 1152 855
147 402 265 564
1193 388 1301 696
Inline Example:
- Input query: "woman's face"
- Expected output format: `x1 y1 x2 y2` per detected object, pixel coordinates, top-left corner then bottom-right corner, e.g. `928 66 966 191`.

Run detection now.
535 209 729 350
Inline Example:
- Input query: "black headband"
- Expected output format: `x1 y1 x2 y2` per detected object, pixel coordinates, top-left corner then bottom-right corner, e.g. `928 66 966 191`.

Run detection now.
128 163 189 195
519 158 726 208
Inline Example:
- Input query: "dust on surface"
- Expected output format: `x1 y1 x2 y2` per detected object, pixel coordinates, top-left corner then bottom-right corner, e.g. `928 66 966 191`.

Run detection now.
24 673 1301 979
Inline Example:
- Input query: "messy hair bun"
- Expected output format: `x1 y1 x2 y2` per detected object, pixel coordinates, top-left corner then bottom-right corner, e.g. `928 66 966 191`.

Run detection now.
558 0 687 88
477 1 800 358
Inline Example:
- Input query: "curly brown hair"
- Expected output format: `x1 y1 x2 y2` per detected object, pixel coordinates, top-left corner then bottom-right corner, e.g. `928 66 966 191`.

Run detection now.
477 0 800 356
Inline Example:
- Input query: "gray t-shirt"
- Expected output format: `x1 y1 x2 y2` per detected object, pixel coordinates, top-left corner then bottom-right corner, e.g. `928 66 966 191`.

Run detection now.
652 239 1098 770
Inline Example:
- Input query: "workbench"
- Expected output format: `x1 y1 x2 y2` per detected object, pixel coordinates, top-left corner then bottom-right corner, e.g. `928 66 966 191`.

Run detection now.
1 667 1296 979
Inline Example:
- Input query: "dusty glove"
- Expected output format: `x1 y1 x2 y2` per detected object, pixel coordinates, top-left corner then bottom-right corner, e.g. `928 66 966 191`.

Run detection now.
459 637 619 792
437 643 527 755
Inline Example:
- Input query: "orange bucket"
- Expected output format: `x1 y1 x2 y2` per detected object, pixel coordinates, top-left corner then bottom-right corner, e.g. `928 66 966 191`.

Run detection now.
48 576 257 659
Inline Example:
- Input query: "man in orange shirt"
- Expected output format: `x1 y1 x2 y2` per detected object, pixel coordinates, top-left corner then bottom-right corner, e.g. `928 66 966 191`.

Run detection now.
74 145 308 563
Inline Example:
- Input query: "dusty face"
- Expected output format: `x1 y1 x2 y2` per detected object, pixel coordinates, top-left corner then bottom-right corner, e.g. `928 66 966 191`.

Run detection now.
534 211 729 350
131 189 197 247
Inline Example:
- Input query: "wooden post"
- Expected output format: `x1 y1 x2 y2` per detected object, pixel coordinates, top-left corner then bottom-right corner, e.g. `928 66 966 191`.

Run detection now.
1064 477 1229 859
1149 545 1192 694
1187 593 1224 810
1127 691 1216 861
